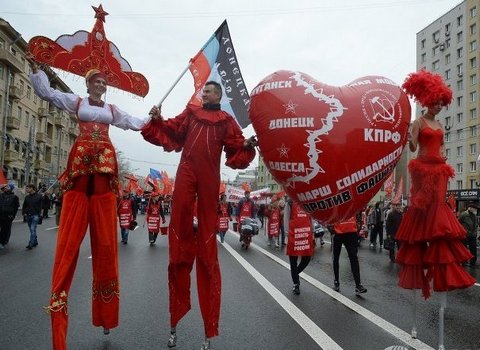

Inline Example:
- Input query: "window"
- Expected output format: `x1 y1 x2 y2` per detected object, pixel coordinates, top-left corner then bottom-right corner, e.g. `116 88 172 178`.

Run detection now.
433 30 440 43
470 126 477 137
470 41 477 52
458 145 465 157
24 111 29 127
470 7 477 18
421 53 426 63
0 64 3 80
470 57 477 69
446 148 451 158
456 163 463 174
457 112 463 123
19 80 24 94
457 96 463 106
457 146 463 157
457 63 463 76
432 60 440 71
457 15 464 26
446 69 451 80
445 38 451 48
471 74 477 85
457 129 463 140
457 47 463 58
445 116 451 126
17 106 22 119
470 108 477 119
445 132 450 142
470 23 477 35
445 23 451 33
445 53 451 64
470 161 477 172
457 180 463 189
470 143 477 154
470 179 476 189
457 31 463 43
470 91 477 102
457 80 464 91
421 39 426 49
27 86 31 99
433 46 439 56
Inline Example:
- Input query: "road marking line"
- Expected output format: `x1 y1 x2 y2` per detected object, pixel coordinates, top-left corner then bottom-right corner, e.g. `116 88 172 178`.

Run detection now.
228 231 434 350
45 226 59 231
219 236 342 350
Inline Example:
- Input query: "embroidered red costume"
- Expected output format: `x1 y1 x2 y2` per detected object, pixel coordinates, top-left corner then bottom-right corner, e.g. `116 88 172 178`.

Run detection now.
141 103 255 338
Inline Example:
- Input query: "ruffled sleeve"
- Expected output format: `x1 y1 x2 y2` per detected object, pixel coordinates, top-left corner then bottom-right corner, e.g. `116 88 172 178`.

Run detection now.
111 104 151 131
223 116 255 169
29 70 78 113
141 107 191 152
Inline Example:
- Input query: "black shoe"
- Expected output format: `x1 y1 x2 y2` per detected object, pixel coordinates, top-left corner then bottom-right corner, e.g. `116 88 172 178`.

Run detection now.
32 242 38 247
292 284 300 295
103 328 110 335
26 245 33 250
355 284 367 295
333 281 340 292
149 242 155 247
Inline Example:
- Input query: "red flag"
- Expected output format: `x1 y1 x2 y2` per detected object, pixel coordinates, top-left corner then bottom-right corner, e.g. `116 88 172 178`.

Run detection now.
0 168 7 186
392 176 404 204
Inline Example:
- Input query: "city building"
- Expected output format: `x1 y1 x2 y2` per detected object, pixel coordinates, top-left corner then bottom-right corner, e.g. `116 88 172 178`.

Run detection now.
0 18 78 189
232 167 257 190
256 156 283 193
415 0 480 202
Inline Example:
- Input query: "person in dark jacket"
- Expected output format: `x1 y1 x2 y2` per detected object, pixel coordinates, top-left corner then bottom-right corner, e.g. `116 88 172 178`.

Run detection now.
385 202 403 262
42 192 51 218
22 184 43 249
0 184 20 248
369 201 384 249
458 202 479 267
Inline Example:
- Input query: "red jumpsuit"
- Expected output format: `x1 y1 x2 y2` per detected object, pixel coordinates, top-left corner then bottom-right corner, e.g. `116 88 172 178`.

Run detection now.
141 103 255 337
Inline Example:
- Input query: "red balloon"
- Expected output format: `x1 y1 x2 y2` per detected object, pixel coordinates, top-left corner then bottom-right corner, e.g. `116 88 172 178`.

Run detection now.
249 71 411 224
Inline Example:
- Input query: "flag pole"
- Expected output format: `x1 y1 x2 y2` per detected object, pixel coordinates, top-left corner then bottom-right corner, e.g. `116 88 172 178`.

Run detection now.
156 26 221 107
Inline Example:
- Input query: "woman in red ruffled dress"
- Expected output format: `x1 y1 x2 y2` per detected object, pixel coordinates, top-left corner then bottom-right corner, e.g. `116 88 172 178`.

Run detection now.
397 70 475 345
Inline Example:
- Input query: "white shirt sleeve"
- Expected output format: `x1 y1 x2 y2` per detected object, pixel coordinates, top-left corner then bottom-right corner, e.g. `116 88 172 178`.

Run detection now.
111 104 151 131
29 70 78 114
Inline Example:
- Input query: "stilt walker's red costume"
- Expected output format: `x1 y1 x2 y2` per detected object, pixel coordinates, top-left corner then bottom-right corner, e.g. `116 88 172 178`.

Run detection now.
27 6 150 349
142 103 255 338
396 70 475 298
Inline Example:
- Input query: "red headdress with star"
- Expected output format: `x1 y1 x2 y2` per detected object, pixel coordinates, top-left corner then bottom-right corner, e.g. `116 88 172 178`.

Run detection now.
28 5 149 97
402 69 452 109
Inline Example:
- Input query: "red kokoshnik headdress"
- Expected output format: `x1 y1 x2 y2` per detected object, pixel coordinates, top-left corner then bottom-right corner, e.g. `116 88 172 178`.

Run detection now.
402 69 452 108
28 5 149 97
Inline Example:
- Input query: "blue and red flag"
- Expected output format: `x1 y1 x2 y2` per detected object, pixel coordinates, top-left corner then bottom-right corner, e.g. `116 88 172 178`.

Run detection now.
189 20 250 128
149 168 162 180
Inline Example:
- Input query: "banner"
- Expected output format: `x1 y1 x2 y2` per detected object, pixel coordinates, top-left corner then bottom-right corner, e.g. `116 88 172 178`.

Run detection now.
225 185 270 203
189 20 250 128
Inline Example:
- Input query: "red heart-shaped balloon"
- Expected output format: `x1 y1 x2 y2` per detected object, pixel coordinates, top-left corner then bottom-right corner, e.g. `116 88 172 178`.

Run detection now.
250 71 411 224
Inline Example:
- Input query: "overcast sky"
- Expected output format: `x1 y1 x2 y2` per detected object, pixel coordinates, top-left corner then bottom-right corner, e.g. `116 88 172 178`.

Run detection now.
0 0 460 180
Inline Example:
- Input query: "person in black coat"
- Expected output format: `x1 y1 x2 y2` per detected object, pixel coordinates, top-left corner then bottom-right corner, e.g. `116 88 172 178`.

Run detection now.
0 184 20 248
385 202 403 262
22 184 43 249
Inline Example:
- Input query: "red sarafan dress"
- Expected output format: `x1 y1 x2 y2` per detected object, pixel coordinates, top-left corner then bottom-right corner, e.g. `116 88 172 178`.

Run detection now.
396 122 475 298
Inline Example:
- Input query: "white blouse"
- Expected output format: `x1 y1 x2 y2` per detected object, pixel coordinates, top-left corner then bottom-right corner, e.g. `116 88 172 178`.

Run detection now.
30 70 150 131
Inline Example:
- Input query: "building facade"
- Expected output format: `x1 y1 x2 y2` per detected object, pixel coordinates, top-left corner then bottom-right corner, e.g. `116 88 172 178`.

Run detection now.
0 18 78 189
256 156 283 193
415 0 480 197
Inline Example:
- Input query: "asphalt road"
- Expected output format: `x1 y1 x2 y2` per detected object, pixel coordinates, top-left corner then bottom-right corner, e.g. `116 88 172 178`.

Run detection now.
1 213 479 350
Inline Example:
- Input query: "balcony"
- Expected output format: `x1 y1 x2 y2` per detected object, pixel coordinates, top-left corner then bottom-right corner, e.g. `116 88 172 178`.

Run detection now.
54 116 67 128
6 116 20 130
38 107 49 118
0 47 24 73
4 149 18 163
68 127 79 137
36 132 52 144
34 159 49 171
8 85 22 100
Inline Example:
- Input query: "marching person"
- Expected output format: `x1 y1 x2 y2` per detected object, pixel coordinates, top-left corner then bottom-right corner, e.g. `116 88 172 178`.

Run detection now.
385 202 403 262
146 192 166 246
330 215 368 295
458 202 479 267
22 184 43 250
118 192 135 244
0 183 20 249
28 53 150 349
217 193 231 243
142 81 256 349
265 200 281 248
236 190 256 234
284 198 314 295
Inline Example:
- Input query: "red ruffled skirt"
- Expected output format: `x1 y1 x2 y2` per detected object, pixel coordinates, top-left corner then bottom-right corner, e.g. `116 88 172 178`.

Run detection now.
396 158 475 298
